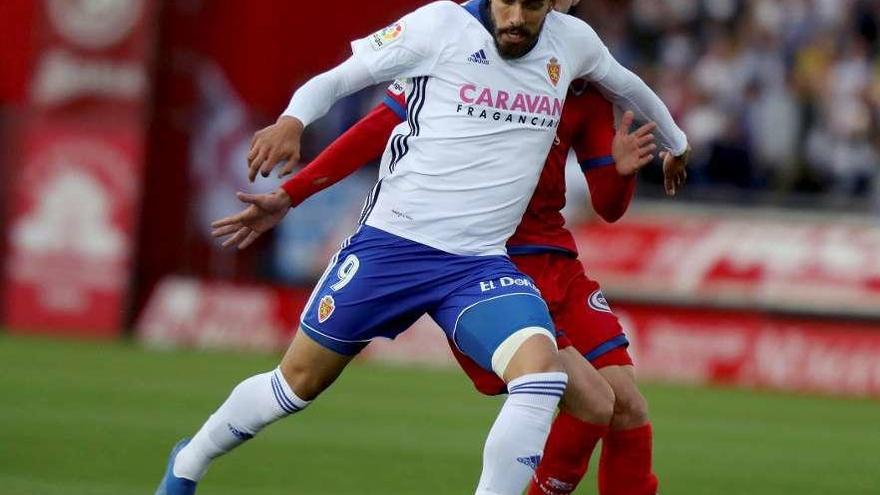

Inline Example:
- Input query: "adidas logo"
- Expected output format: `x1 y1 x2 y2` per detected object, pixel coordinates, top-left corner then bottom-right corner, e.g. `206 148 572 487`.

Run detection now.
227 423 254 441
468 49 490 65
516 454 542 471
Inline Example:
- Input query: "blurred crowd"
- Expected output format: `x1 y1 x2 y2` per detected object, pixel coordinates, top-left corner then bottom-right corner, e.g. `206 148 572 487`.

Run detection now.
579 0 880 209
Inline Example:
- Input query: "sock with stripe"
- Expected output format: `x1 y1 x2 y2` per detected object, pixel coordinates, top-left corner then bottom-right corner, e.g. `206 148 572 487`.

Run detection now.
173 368 309 481
527 412 609 495
476 372 568 495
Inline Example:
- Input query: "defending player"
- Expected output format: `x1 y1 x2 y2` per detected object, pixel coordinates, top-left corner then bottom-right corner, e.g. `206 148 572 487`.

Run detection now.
276 79 665 494
157 1 689 494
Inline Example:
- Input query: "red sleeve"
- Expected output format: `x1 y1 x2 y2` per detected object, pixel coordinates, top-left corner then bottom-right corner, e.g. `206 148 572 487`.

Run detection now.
571 86 615 170
282 101 404 207
571 86 635 223
586 167 636 223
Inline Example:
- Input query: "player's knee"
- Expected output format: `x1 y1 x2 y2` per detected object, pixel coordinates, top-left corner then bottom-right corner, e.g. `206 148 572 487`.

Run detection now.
277 360 334 401
560 364 615 424
613 383 650 427
495 328 564 382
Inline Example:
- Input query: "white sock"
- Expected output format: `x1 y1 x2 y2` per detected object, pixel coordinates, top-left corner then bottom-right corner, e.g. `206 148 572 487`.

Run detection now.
173 368 309 481
475 372 568 495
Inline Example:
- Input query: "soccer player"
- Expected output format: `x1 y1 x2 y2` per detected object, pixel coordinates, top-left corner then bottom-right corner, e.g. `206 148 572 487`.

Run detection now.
276 78 667 494
156 1 689 494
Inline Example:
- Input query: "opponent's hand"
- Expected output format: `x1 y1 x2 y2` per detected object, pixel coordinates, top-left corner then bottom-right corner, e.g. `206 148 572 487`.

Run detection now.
613 111 657 176
211 189 293 249
661 145 691 196
247 116 304 182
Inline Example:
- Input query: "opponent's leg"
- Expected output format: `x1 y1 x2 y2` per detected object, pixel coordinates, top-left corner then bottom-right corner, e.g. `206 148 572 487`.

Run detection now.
156 329 353 494
528 347 614 495
598 364 658 495
475 331 568 495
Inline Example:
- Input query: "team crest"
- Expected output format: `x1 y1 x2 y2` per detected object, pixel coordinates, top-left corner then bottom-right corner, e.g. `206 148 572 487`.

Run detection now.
370 21 405 51
318 295 336 323
547 57 561 86
588 289 612 313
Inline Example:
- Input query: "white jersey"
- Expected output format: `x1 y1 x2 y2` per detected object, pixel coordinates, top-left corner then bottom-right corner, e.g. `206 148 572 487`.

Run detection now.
350 1 615 256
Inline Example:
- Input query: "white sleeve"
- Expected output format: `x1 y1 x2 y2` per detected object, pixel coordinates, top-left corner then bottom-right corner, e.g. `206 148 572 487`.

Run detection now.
569 19 689 156
281 1 450 127
281 56 375 126
592 57 689 156
348 2 448 82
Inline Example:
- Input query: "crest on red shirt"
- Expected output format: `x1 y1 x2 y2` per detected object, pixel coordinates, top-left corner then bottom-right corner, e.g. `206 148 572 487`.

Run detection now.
547 57 561 86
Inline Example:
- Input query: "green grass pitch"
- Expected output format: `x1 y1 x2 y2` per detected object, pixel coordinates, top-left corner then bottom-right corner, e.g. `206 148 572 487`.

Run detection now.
0 334 878 494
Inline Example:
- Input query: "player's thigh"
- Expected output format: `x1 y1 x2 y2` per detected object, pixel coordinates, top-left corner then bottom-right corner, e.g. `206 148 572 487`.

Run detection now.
509 254 584 356
447 338 508 396
556 271 632 366
300 226 435 356
432 261 558 379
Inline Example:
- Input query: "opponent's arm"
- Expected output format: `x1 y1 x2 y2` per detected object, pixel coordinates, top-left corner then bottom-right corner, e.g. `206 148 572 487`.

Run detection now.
574 91 651 223
214 92 405 250
282 101 404 207
585 168 635 223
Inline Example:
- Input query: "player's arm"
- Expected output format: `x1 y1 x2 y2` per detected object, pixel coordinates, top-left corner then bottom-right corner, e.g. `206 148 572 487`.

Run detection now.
574 91 653 223
282 94 405 207
245 3 448 183
568 18 690 194
212 88 406 250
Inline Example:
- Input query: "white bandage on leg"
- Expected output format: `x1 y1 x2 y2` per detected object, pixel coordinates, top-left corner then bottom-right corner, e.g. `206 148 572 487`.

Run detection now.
490 326 556 377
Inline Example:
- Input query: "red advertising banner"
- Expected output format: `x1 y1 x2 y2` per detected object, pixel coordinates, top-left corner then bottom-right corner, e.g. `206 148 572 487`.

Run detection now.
137 277 457 364
2 0 156 335
137 278 880 397
4 121 143 335
574 208 880 317
28 0 154 113
617 304 880 398
138 277 310 352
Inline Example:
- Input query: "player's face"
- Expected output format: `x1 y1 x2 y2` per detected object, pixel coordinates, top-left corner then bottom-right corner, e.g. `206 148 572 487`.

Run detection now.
489 0 554 59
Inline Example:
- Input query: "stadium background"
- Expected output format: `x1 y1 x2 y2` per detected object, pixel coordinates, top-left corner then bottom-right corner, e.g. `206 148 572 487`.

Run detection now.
0 0 878 493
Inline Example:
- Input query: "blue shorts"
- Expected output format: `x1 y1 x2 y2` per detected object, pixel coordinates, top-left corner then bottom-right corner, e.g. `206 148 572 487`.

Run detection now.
300 226 555 372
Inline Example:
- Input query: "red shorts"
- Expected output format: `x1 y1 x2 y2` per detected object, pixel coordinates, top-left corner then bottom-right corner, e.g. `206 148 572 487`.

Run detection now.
449 253 632 396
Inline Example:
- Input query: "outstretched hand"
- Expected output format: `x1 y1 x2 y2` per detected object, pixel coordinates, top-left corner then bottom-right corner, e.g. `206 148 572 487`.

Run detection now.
211 189 293 249
246 116 304 182
661 146 691 196
612 111 657 176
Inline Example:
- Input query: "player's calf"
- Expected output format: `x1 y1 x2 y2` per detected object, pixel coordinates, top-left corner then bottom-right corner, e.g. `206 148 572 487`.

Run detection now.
598 365 658 495
158 330 352 492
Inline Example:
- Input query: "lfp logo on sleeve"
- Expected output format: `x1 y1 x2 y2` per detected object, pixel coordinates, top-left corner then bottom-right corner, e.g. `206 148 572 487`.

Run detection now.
370 21 405 51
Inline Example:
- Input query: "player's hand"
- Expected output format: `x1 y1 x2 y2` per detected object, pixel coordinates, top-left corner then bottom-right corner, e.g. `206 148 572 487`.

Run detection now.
612 110 657 176
247 116 304 182
210 189 293 249
661 145 691 196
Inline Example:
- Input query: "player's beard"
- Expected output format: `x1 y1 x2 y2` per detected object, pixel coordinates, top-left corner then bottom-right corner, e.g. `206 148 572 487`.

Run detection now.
494 23 542 59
